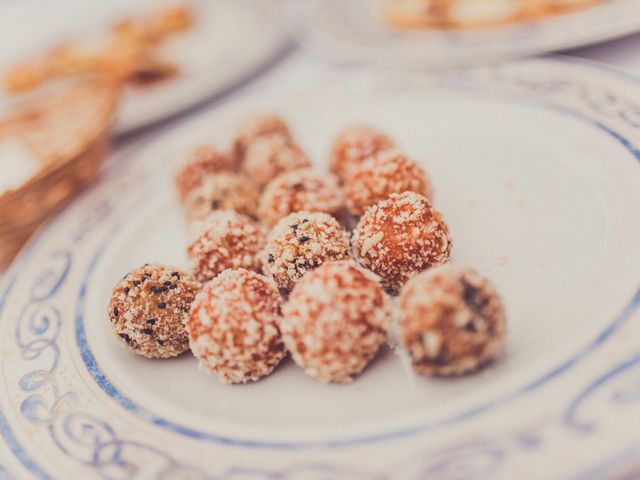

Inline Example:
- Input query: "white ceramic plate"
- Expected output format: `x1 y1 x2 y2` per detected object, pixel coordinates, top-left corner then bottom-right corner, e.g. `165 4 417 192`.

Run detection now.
0 0 288 133
292 0 640 68
1 57 640 479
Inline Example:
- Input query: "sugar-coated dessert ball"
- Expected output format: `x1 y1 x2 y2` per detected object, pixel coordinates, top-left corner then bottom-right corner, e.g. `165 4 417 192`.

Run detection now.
242 134 311 187
330 126 395 181
281 260 391 383
398 264 506 376
183 172 260 225
346 149 433 216
108 264 200 358
233 113 291 162
175 145 237 201
188 211 266 283
258 168 344 228
187 269 286 383
353 191 451 294
261 212 351 292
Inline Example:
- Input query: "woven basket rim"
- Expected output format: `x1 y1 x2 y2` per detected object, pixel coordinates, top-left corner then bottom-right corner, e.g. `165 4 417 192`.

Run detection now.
0 76 118 266
0 77 118 203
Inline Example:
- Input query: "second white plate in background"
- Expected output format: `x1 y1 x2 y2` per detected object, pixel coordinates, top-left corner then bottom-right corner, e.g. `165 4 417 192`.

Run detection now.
0 0 289 133
294 0 640 68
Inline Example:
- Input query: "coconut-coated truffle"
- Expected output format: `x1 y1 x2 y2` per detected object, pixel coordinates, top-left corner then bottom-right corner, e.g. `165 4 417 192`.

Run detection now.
346 149 433 216
261 212 351 292
281 260 391 383
175 145 237 201
183 172 260 226
187 210 266 283
258 168 344 228
353 191 451 294
329 126 395 181
242 134 311 187
187 269 286 383
108 264 200 358
398 264 507 376
233 113 291 162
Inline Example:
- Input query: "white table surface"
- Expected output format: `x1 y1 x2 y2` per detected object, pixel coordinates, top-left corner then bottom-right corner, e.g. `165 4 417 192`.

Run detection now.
1 27 640 278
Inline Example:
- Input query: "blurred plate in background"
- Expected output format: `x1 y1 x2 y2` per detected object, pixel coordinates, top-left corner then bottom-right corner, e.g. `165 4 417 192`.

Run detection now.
0 0 289 133
293 0 640 68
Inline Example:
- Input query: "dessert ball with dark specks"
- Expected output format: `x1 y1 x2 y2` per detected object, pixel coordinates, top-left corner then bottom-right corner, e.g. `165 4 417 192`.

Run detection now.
258 168 344 228
242 134 311 187
261 212 351 292
346 149 433 216
188 210 266 283
108 264 200 358
187 269 285 383
353 191 451 294
233 113 291 162
281 260 391 383
183 172 260 226
398 264 507 376
329 126 395 181
175 145 237 201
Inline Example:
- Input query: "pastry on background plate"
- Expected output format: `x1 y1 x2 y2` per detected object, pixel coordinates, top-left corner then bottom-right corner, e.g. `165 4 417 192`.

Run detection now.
383 0 602 29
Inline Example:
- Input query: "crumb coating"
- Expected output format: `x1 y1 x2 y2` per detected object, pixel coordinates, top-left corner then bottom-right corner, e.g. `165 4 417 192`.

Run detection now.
243 134 311 187
346 149 432 216
175 145 237 201
353 191 451 294
281 260 391 383
233 113 291 162
399 264 506 376
108 264 200 358
183 172 260 226
188 210 266 282
330 126 395 181
261 212 351 292
258 168 344 228
188 269 285 383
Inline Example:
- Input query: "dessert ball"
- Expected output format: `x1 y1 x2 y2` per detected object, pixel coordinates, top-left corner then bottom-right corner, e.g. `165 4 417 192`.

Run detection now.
233 113 291 162
281 260 391 383
353 191 451 294
258 168 344 228
329 126 395 181
175 145 236 201
108 264 200 358
398 264 507 376
242 134 311 187
187 269 286 383
188 210 266 283
183 172 260 226
261 212 351 292
346 149 433 216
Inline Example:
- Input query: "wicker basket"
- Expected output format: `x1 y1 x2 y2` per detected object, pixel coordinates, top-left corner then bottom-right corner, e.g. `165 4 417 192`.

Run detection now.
0 78 118 266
